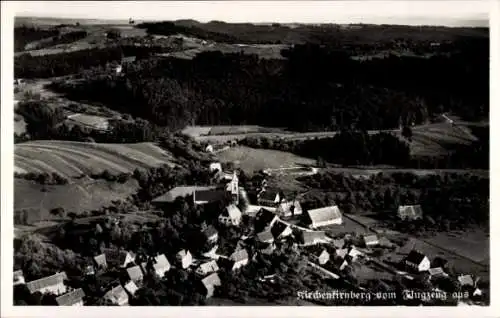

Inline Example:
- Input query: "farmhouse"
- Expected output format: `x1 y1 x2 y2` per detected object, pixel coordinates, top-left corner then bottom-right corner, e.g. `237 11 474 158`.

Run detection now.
397 205 423 221
363 234 379 247
218 204 242 226
230 249 249 271
93 253 107 270
196 260 220 276
276 199 303 217
177 250 193 269
152 254 171 277
270 221 293 239
104 249 135 268
256 230 274 244
151 186 216 207
202 225 219 244
200 273 221 298
55 288 85 306
104 285 129 306
404 250 431 272
300 231 328 246
306 206 343 228
257 189 283 206
315 249 330 265
126 265 144 285
13 270 25 286
123 280 139 296
26 272 68 295
254 208 280 231
194 189 227 205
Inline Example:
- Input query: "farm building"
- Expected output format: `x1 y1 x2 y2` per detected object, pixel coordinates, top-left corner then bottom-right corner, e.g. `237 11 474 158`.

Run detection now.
26 272 68 295
194 189 227 205
123 280 139 296
13 270 25 286
315 249 330 265
65 113 110 131
196 260 220 276
152 254 171 277
93 254 107 270
270 220 293 239
103 249 135 268
55 288 85 306
257 189 283 206
200 273 221 298
202 225 219 244
151 186 216 207
176 250 193 269
104 285 129 306
300 231 328 246
209 162 222 173
243 204 276 216
218 204 242 226
276 199 303 217
256 230 274 244
363 234 379 247
306 205 343 228
230 249 249 271
254 208 280 231
126 265 144 285
397 205 423 221
404 250 431 272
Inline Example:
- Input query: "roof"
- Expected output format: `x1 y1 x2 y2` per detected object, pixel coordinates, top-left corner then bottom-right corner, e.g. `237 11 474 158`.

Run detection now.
258 190 281 202
177 249 191 258
307 206 342 224
126 265 143 281
333 239 345 249
154 254 170 268
104 249 133 266
122 56 137 63
364 234 379 244
222 204 242 219
14 270 24 280
194 189 226 203
429 267 446 277
203 225 218 238
209 162 222 172
398 205 423 219
124 281 139 295
260 243 275 255
256 230 274 243
348 247 364 258
152 186 215 204
405 250 427 265
302 230 327 245
336 248 349 259
104 285 128 303
55 288 85 306
26 272 68 293
255 209 278 225
94 254 107 267
198 260 219 273
458 275 474 286
201 272 221 288
230 249 249 262
316 249 329 258
270 221 289 238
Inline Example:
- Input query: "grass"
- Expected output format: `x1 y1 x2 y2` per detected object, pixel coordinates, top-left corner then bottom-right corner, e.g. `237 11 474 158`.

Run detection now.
15 140 177 179
317 217 370 238
216 146 315 173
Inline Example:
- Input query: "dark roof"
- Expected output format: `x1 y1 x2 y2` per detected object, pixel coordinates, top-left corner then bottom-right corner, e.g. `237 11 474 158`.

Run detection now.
307 206 342 224
258 190 281 202
405 250 427 264
103 249 133 266
55 288 85 306
255 209 278 226
194 189 226 203
398 205 423 219
202 225 218 238
270 220 289 238
431 256 448 268
26 272 68 293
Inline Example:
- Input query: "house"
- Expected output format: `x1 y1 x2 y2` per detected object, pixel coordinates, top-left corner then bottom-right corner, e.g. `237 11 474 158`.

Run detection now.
306 206 343 228
123 280 139 296
203 245 222 260
404 250 431 272
363 234 379 247
347 247 364 261
104 249 135 268
200 273 221 298
457 274 474 287
209 162 222 173
333 257 350 271
254 208 280 231
152 254 171 277
218 204 242 226
151 186 216 207
270 220 293 239
202 225 219 244
336 248 349 259
26 272 68 295
333 238 345 249
276 199 303 217
397 205 423 221
230 249 249 271
205 144 214 153
428 267 448 280
300 231 328 246
93 254 107 269
196 260 220 276
225 172 239 203
126 265 144 285
257 189 283 206
315 249 330 265
176 250 193 269
114 65 123 74
55 288 85 306
194 189 227 205
256 230 274 244
104 285 129 306
13 270 25 286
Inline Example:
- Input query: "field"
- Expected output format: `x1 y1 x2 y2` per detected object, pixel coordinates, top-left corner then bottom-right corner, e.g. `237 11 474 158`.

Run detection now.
215 146 315 173
15 140 177 179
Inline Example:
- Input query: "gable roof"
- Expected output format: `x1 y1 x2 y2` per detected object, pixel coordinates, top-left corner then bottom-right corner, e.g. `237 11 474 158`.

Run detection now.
230 249 249 262
127 265 143 281
152 186 215 204
94 254 107 267
209 162 222 172
405 250 427 264
255 209 279 225
260 243 275 255
198 260 219 273
458 274 474 286
222 204 242 219
104 285 128 303
258 189 282 202
201 272 221 288
336 248 349 259
302 230 327 245
177 249 191 259
26 272 68 293
270 221 289 238
307 206 342 224
429 267 446 277
103 249 134 266
256 230 274 243
55 288 85 306
124 280 139 295
363 234 379 244
398 205 423 219
195 189 226 203
333 239 345 249
154 254 170 268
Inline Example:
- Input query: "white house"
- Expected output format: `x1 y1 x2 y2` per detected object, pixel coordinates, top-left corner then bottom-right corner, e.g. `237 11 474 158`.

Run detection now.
363 234 379 247
126 265 144 285
176 250 193 269
300 231 328 246
398 205 423 221
428 267 448 280
347 247 364 261
195 260 220 276
26 272 68 296
209 162 222 174
152 254 171 278
315 249 330 265
230 249 249 271
104 285 129 306
205 144 214 153
276 199 303 217
13 270 25 286
123 280 139 296
201 273 221 298
218 204 242 226
306 206 343 228
404 250 431 272
55 288 85 306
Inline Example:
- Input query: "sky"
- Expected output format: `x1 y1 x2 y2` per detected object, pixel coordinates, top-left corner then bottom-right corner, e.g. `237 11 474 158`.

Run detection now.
10 1 490 27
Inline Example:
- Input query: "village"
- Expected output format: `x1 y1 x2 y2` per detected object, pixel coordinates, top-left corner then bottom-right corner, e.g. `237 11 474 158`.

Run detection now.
12 159 487 306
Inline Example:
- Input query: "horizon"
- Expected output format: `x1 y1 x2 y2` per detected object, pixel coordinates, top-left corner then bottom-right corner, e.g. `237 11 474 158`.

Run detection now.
10 1 490 28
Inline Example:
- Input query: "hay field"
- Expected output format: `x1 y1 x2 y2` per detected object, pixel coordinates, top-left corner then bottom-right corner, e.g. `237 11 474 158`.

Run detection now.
15 140 176 179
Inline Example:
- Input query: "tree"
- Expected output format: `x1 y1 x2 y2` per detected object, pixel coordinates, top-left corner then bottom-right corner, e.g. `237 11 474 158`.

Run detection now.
402 126 413 141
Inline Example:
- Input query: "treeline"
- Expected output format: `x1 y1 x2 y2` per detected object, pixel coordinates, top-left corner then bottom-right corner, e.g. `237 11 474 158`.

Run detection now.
49 40 488 132
14 26 60 52
241 131 411 167
299 171 489 231
26 31 89 51
137 21 238 43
